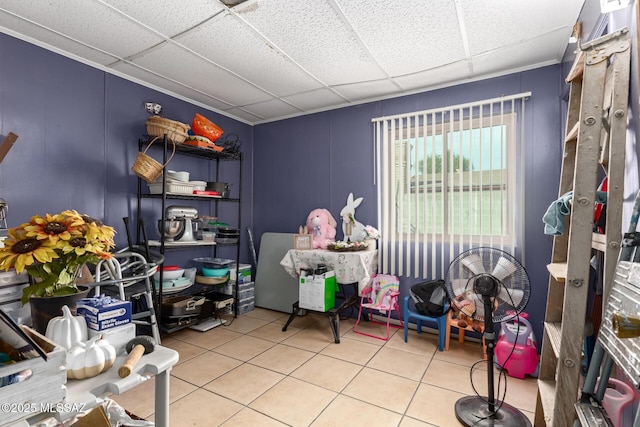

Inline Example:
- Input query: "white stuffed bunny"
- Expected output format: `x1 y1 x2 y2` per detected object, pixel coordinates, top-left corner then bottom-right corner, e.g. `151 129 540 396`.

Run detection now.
340 192 367 242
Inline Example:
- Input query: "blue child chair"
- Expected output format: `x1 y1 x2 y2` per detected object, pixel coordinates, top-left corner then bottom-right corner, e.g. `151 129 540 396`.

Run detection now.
403 295 450 351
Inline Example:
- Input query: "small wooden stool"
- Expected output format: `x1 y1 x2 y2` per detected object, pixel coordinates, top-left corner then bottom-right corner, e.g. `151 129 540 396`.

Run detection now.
446 310 487 359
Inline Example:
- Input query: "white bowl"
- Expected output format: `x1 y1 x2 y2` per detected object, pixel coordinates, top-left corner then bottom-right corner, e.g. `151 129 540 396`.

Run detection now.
154 267 185 281
167 170 190 182
190 180 207 191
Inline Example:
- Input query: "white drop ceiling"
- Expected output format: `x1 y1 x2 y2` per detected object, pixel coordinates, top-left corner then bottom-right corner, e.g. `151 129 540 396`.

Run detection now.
0 0 586 125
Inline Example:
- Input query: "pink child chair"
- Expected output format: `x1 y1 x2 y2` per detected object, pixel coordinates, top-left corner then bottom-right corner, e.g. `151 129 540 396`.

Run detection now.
354 274 403 340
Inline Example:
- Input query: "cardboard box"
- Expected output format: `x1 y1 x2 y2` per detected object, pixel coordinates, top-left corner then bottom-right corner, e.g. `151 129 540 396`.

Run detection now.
237 296 254 315
229 263 252 284
224 280 254 296
76 297 132 331
299 270 338 312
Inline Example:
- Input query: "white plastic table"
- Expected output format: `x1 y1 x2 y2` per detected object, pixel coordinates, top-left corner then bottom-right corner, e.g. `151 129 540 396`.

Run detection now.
280 248 378 294
18 345 178 427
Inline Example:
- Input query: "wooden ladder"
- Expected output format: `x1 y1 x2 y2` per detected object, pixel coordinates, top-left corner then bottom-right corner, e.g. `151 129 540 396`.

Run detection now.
534 28 631 427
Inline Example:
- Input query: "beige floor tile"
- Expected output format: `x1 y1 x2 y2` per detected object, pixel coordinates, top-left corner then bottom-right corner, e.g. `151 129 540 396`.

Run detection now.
247 321 302 342
204 363 285 405
163 328 197 341
276 312 323 328
146 307 539 427
161 339 207 364
337 316 357 333
281 325 334 352
220 314 271 334
311 394 402 427
220 407 289 426
249 377 337 427
171 351 242 386
244 307 290 322
523 409 535 424
213 334 275 361
290 353 363 392
406 383 466 426
248 343 315 374
385 327 440 357
169 388 243 426
320 336 381 365
422 358 491 396
111 376 197 419
499 376 539 413
398 416 438 426
181 326 243 349
434 338 485 367
343 321 399 345
342 367 419 414
367 346 430 381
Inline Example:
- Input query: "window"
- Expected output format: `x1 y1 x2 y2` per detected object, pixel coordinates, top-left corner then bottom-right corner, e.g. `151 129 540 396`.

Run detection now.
373 94 529 278
394 113 515 239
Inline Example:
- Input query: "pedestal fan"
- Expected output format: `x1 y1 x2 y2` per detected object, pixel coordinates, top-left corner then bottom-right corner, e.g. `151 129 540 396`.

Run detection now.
445 247 532 426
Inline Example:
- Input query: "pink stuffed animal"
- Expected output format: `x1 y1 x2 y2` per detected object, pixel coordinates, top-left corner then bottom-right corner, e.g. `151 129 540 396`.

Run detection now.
306 208 337 249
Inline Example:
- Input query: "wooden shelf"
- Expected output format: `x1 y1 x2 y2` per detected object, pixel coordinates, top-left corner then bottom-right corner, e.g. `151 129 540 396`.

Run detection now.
544 321 562 358
546 262 567 283
591 232 607 251
565 121 579 142
537 379 557 427
535 30 630 427
565 49 585 83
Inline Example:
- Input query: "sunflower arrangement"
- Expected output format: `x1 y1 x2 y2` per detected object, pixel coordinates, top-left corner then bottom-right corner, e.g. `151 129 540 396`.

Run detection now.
0 210 115 304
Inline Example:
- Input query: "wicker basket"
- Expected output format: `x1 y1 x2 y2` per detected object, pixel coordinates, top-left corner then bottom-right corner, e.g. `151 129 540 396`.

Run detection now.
131 137 176 183
148 115 190 132
145 120 188 144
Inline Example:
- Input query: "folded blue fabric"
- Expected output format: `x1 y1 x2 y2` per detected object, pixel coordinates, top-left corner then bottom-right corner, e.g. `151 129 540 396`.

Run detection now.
543 192 573 235
542 191 608 236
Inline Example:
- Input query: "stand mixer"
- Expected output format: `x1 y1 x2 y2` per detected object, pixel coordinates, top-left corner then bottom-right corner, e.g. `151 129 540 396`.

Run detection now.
165 206 198 242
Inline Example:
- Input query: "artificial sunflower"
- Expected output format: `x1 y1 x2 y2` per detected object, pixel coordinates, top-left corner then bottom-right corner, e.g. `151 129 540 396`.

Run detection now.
23 212 77 245
0 210 116 303
0 228 59 272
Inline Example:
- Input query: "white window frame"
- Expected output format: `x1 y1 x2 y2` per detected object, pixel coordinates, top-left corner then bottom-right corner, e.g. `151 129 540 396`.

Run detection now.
373 92 529 278
385 112 517 245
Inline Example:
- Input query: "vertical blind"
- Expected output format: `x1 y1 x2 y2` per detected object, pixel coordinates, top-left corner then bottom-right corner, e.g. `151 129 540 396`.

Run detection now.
373 92 530 279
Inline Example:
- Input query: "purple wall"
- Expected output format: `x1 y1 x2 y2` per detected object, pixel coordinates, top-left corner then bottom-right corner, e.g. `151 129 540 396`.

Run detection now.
0 33 254 267
254 67 565 341
0 29 568 341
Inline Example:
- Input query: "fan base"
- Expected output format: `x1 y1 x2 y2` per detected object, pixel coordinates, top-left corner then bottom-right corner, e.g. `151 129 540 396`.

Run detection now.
455 396 532 426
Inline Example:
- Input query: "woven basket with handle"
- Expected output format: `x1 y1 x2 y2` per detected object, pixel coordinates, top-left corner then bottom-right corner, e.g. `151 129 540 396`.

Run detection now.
131 137 176 183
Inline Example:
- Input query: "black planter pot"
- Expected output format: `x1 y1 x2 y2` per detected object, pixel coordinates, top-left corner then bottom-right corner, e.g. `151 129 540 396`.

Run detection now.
29 286 91 335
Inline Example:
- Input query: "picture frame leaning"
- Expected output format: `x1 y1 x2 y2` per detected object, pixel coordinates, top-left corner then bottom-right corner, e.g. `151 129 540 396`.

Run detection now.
294 234 313 250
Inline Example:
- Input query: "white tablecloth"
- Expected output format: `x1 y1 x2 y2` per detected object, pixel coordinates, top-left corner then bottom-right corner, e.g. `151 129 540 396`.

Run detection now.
280 249 378 294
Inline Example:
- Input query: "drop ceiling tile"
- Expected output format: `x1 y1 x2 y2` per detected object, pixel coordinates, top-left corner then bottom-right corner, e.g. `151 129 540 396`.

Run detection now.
0 0 164 58
128 42 273 106
332 79 399 102
236 0 386 86
471 30 566 76
461 0 583 56
0 11 119 65
281 89 349 111
175 12 324 97
337 0 466 77
101 0 225 38
222 107 265 123
392 61 472 92
241 98 303 121
109 62 235 111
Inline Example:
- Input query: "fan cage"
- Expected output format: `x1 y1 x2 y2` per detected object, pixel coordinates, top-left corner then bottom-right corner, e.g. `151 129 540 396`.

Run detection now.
445 247 530 323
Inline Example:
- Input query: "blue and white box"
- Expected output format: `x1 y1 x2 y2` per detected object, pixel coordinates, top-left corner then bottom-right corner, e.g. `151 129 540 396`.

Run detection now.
76 295 132 331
